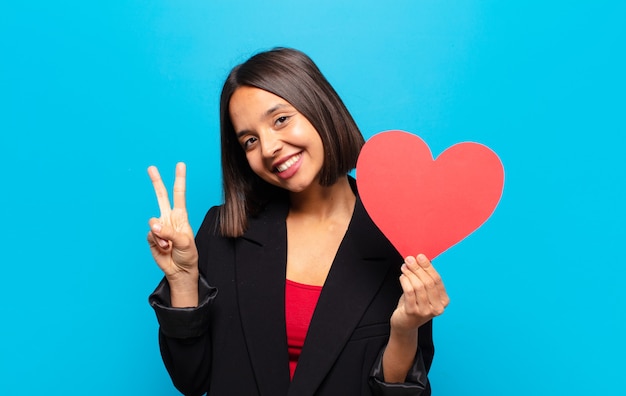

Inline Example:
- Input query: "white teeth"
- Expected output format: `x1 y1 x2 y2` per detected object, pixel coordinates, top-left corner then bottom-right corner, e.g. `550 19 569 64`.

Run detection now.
276 153 302 172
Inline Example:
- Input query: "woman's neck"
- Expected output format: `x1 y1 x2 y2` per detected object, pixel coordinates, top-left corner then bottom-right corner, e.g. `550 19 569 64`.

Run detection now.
288 176 355 220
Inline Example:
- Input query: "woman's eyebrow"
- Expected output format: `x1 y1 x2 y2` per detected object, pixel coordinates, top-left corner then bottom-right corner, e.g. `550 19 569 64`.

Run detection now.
235 103 291 138
263 103 289 117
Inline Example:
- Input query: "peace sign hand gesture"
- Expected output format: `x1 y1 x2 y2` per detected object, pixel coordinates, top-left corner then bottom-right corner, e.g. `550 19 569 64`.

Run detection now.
147 162 199 307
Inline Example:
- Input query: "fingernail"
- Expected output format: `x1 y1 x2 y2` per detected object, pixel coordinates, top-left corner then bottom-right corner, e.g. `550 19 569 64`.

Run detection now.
417 254 427 263
158 239 169 248
152 223 161 233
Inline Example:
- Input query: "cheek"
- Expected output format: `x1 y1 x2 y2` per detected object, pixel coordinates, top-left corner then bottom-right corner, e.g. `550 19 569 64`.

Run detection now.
245 152 267 175
245 152 258 168
312 134 325 159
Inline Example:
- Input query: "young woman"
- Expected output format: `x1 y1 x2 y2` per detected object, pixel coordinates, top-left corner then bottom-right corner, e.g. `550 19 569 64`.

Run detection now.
147 48 449 396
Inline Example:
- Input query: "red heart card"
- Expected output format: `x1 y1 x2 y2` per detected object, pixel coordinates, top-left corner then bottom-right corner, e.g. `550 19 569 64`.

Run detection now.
356 130 504 259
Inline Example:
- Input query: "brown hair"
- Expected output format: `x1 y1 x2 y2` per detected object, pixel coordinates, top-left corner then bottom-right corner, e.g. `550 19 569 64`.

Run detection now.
218 47 364 237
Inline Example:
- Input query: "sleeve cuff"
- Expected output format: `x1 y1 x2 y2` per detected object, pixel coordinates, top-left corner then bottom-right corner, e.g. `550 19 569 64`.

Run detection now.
369 346 430 395
148 276 218 339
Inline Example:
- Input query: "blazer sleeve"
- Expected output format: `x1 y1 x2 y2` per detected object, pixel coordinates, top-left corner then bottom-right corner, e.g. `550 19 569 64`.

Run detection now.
368 320 434 396
147 207 221 396
149 275 217 396
149 276 217 338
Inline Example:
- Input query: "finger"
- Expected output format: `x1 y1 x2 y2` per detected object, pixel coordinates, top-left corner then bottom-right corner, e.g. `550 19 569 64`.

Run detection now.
415 254 447 301
398 271 415 302
400 263 430 309
147 230 170 251
148 165 172 216
404 257 445 312
150 217 194 252
173 162 187 211
148 218 171 249
415 254 443 286
397 274 412 310
415 254 436 273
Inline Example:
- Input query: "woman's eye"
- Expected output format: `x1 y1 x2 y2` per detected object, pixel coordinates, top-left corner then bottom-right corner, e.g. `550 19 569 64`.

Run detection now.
243 136 257 149
275 116 289 126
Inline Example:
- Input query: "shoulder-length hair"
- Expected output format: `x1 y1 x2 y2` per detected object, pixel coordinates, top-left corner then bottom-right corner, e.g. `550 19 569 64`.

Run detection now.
218 47 364 237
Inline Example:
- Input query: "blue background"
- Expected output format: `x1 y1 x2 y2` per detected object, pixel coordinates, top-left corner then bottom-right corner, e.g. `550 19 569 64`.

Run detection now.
1 1 624 395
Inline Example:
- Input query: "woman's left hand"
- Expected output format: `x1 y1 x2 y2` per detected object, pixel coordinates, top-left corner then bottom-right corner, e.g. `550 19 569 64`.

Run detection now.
390 254 449 333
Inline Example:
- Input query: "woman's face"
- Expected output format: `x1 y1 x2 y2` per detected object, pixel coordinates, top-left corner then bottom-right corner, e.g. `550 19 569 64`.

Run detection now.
229 86 325 194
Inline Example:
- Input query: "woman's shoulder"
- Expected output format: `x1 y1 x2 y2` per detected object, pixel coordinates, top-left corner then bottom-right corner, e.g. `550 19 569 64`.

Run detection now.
196 204 225 238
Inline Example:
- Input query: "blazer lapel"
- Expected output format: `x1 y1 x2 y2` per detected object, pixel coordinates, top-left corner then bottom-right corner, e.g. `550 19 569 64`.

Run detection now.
287 196 401 396
235 200 291 396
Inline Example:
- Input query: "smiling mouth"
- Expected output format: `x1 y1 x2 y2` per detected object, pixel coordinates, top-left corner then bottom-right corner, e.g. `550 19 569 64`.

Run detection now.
275 153 302 173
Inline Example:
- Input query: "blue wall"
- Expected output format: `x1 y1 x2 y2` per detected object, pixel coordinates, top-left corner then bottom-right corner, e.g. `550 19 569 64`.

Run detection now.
1 1 624 395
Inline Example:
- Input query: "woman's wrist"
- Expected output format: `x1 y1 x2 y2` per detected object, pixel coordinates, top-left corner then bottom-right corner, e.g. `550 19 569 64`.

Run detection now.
389 326 419 345
382 327 419 383
167 270 200 307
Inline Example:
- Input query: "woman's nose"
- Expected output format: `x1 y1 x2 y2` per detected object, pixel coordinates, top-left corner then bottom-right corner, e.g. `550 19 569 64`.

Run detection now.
260 131 282 158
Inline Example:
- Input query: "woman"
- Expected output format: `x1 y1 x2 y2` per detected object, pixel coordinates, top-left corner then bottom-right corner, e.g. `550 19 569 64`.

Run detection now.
147 48 449 396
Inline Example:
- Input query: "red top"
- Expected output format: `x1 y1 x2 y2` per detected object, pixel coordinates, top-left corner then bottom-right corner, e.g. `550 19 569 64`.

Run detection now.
285 279 322 380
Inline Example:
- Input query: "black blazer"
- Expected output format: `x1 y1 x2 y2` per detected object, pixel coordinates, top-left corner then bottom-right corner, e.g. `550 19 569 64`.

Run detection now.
150 191 434 396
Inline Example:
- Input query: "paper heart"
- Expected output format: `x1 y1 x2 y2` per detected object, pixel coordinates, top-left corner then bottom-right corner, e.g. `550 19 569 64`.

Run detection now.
356 130 504 260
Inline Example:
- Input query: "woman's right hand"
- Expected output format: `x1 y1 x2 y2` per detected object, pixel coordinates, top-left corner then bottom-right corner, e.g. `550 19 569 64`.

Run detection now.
147 162 199 306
